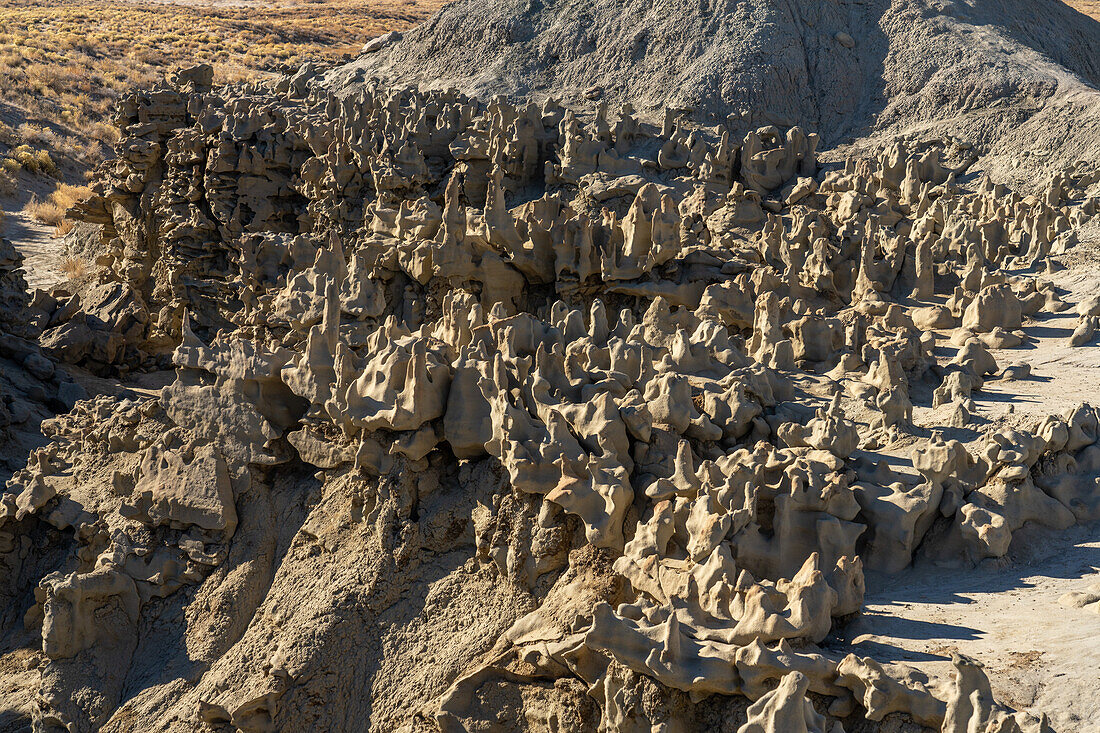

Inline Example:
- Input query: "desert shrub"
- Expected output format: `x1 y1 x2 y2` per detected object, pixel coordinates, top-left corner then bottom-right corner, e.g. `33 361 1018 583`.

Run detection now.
59 255 87 280
0 169 14 196
13 146 59 177
27 183 91 227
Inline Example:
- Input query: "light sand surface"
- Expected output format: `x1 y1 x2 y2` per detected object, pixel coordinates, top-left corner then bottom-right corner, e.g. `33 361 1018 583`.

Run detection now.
840 521 1100 731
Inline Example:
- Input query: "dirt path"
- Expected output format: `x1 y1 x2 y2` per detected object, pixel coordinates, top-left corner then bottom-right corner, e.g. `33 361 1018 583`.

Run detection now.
0 208 64 292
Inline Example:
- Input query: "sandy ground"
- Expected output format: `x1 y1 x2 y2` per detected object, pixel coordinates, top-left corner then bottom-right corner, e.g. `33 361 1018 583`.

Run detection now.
846 228 1100 732
1 158 69 293
838 520 1100 732
979 238 1100 424
0 209 64 292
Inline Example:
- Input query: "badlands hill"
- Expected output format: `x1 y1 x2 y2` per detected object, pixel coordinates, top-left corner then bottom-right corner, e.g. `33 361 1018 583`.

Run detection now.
0 0 1098 732
334 0 1100 179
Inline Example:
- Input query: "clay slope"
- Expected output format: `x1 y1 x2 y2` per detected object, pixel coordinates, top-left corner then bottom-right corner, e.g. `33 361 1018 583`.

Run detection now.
331 0 1100 176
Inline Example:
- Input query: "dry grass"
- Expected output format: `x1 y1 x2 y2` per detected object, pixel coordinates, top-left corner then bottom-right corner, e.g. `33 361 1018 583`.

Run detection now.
0 0 443 180
27 183 93 230
1063 1 1100 20
26 195 65 228
59 255 88 280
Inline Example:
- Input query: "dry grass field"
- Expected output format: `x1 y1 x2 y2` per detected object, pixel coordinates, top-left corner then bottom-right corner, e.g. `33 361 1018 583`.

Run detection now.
0 0 443 238
1064 0 1100 19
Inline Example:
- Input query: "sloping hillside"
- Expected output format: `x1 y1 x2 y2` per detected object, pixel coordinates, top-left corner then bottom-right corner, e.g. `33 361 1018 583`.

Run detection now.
331 0 1100 180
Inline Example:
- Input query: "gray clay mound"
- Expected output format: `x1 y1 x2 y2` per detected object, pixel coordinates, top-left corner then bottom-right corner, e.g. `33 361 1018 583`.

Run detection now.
333 0 1100 176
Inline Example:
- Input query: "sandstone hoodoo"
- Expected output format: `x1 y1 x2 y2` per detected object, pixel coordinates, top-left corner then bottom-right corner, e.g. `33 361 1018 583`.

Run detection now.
1 0 1099 731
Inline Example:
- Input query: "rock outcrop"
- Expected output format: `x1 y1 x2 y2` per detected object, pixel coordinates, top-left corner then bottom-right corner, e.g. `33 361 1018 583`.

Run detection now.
1 10 1098 727
0 239 87 482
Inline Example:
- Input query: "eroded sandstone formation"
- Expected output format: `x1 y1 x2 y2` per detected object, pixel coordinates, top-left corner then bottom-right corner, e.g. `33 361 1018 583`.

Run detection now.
2 62 1098 731
0 239 87 480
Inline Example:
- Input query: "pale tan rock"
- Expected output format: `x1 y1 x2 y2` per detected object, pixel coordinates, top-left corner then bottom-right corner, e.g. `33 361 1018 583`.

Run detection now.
852 480 941 572
958 503 1012 558
933 370 983 409
1068 315 1098 347
835 654 946 728
912 305 954 330
942 653 1052 733
15 59 1097 733
130 442 237 534
335 328 451 433
962 284 1023 333
733 553 840 645
737 672 828 733
39 567 140 660
734 639 848 702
